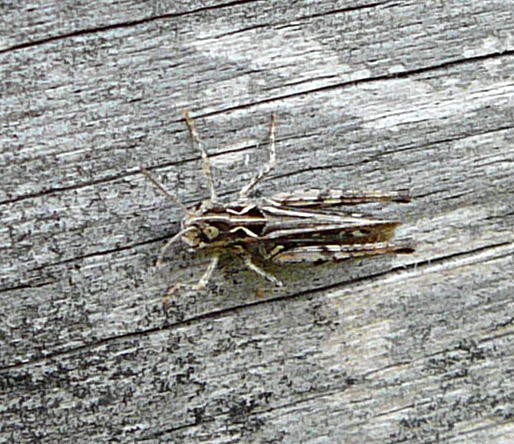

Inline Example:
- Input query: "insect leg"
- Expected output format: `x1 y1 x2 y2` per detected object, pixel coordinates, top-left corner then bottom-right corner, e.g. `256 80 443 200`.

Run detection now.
182 110 218 202
156 227 196 266
239 112 277 197
235 246 283 287
244 256 283 287
193 254 220 290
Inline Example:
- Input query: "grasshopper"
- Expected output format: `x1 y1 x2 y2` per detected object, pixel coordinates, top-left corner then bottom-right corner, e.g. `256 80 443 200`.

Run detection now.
141 111 414 289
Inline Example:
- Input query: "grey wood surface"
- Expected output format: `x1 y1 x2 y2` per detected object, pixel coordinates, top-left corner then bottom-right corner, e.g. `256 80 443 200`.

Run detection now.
1 1 514 442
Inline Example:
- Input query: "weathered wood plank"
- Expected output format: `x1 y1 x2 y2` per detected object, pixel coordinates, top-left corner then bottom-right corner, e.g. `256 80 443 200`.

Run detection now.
1 0 513 442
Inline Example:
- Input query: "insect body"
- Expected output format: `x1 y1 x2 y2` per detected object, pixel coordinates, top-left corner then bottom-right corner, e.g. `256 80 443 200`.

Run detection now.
141 111 414 289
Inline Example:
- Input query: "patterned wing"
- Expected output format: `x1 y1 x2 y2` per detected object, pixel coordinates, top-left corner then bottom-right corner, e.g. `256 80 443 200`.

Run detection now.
268 189 411 208
270 241 414 264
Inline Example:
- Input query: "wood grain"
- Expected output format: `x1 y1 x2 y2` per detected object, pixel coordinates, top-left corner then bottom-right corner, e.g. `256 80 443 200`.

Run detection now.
1 1 513 442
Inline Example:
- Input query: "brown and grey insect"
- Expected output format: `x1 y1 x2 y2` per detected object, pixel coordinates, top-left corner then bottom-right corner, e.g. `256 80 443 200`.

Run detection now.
141 111 414 289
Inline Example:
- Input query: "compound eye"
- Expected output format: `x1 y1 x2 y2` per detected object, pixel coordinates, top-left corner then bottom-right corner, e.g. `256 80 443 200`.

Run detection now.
182 228 201 247
203 225 219 240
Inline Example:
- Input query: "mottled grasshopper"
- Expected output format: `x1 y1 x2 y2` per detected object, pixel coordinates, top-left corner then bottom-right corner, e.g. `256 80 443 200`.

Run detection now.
141 111 414 289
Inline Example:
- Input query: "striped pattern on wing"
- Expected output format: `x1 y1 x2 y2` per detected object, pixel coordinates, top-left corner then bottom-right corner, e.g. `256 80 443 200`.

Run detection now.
268 189 411 208
270 241 415 264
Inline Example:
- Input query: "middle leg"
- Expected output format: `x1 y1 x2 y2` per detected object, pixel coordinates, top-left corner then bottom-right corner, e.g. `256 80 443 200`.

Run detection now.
234 246 283 287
